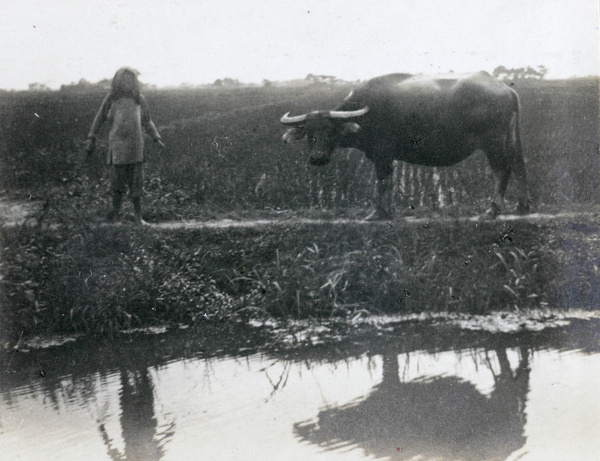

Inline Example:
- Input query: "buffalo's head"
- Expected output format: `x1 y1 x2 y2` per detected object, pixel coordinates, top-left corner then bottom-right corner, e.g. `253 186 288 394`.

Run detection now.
281 107 368 166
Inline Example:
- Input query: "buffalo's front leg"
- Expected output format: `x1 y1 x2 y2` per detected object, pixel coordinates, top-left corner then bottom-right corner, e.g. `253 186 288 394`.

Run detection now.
366 165 393 221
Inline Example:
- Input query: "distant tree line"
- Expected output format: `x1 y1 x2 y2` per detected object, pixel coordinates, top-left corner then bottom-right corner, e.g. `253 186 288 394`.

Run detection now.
305 74 340 84
493 65 548 80
28 82 53 91
212 78 243 87
23 78 158 92
22 66 551 92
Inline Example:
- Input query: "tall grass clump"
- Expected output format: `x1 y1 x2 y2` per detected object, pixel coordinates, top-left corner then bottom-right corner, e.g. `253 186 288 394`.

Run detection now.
2 215 597 339
225 221 563 319
0 220 242 340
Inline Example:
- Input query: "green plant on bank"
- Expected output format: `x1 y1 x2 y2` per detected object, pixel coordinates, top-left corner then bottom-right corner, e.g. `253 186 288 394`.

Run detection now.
2 208 599 340
226 223 566 320
0 204 243 339
491 248 542 310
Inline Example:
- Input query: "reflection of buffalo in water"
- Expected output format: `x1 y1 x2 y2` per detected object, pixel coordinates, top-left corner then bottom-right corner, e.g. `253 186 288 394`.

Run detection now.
295 347 530 460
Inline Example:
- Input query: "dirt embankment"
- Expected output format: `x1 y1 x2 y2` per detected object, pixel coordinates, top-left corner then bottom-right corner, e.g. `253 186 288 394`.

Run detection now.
1 195 599 344
1 197 597 229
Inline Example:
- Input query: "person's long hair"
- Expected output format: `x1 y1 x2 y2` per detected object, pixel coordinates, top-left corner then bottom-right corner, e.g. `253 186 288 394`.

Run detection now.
109 67 141 104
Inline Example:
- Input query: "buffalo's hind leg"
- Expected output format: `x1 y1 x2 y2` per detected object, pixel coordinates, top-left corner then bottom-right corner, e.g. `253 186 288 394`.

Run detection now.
486 163 511 218
512 152 531 214
482 137 512 219
484 135 530 217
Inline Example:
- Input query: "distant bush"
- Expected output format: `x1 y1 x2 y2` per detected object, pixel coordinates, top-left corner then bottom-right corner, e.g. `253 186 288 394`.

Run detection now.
493 65 548 80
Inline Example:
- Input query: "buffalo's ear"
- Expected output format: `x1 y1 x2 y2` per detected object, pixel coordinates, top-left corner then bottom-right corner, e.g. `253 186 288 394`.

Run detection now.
282 127 306 143
339 122 361 136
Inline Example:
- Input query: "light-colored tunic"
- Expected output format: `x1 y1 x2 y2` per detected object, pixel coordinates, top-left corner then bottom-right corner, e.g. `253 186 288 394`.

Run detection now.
88 95 161 165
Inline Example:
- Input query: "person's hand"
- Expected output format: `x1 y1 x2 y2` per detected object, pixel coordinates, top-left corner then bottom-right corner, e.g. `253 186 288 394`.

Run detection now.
85 137 95 155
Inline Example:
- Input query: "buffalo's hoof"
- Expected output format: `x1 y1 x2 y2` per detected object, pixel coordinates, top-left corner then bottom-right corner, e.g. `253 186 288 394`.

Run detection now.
479 202 501 220
365 210 392 221
478 208 500 221
517 203 531 215
478 212 497 221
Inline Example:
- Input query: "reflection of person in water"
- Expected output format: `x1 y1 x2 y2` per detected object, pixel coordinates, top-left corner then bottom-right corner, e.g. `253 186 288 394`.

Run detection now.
99 368 172 461
119 369 163 461
295 346 530 460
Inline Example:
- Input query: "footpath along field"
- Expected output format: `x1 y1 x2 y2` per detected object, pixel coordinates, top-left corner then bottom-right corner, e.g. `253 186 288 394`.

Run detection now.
0 78 598 341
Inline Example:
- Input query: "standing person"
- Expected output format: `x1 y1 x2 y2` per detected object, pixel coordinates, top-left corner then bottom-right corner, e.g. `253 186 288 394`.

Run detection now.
85 67 164 225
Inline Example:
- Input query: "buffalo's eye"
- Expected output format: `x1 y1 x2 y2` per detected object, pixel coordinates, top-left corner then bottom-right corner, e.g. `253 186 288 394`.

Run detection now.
309 135 316 144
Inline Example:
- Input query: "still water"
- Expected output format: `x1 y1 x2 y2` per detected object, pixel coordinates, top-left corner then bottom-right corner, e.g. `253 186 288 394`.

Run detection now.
1 319 599 461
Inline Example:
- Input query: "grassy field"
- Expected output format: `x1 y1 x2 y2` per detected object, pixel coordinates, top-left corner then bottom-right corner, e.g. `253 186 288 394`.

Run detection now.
0 78 598 340
1 78 598 217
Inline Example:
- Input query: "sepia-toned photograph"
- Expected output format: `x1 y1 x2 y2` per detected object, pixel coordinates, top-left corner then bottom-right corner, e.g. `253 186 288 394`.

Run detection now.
1 1 599 459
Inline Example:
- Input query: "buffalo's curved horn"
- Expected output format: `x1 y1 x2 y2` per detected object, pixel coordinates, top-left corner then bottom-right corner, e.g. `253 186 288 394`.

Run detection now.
327 106 369 119
280 112 307 124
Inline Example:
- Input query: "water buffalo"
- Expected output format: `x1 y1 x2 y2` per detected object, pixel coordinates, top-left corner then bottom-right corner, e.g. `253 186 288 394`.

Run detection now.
281 71 530 220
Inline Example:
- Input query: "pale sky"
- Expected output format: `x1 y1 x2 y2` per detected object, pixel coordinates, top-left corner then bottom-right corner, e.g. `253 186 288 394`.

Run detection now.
0 0 598 90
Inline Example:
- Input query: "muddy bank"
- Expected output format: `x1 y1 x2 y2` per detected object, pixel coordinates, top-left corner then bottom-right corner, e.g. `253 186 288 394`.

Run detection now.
3 312 600 461
7 308 600 355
